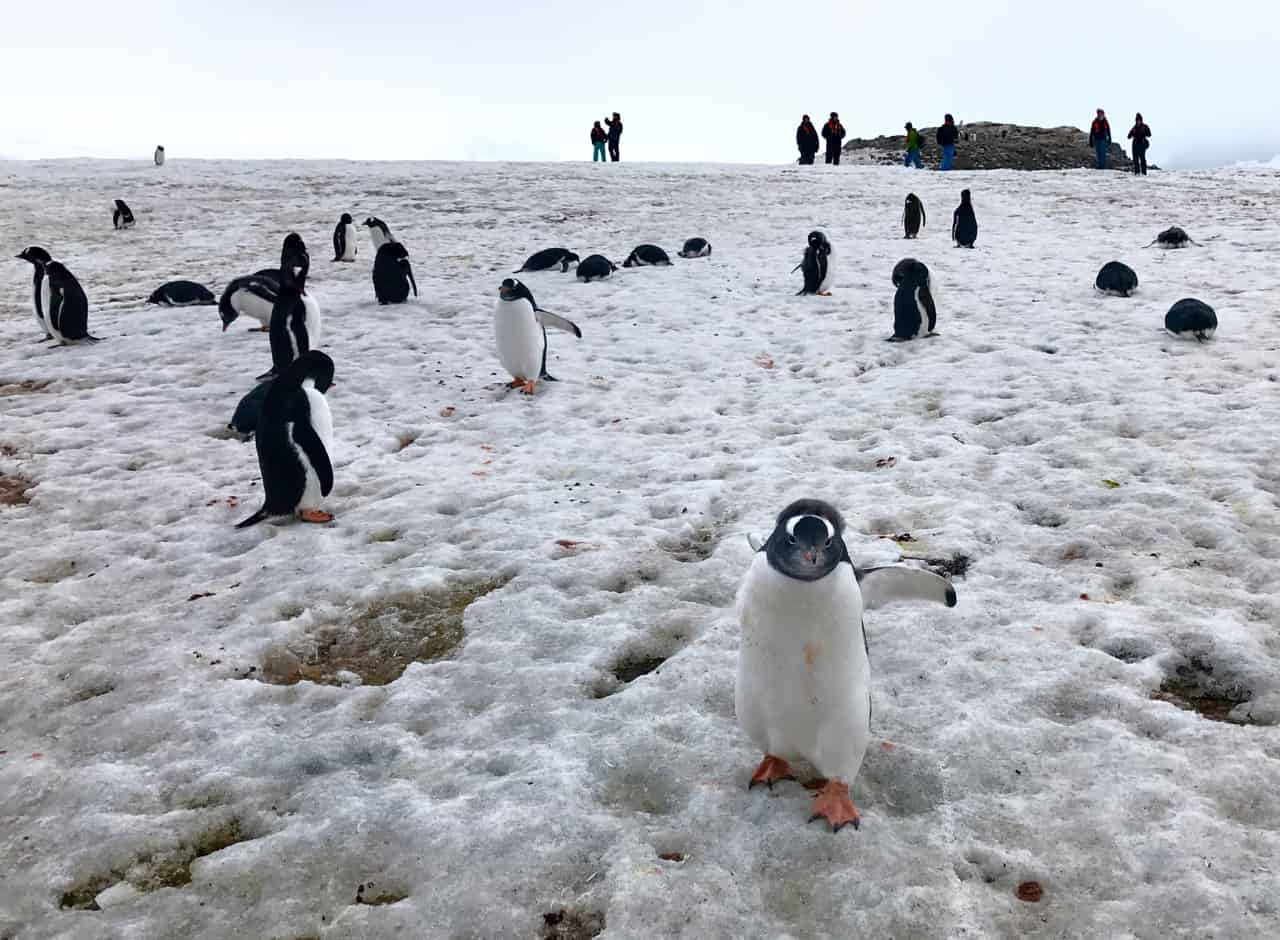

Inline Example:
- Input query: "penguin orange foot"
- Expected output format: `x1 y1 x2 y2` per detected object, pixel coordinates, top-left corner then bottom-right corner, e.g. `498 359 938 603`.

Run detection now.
298 509 334 524
508 377 526 388
520 380 537 395
808 780 860 832
749 754 796 789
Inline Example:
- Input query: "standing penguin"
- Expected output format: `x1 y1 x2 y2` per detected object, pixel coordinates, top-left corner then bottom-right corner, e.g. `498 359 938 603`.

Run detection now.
332 213 358 262
112 199 135 230
261 234 321 381
364 217 393 251
890 258 938 341
494 278 582 395
154 145 165 166
736 499 957 831
43 261 99 344
15 246 53 339
903 194 926 239
794 230 834 295
219 273 280 332
952 190 978 248
372 242 418 304
236 351 336 527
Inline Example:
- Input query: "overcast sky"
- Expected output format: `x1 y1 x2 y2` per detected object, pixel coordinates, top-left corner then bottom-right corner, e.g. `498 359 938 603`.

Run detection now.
3 0 1276 168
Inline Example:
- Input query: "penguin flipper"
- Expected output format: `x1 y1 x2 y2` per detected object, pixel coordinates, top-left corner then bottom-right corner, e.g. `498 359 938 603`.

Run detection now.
857 565 957 609
536 310 581 338
291 422 334 496
235 506 270 529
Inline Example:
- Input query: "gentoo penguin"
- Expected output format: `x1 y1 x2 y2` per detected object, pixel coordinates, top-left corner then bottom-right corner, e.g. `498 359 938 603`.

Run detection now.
1165 299 1217 341
890 258 937 341
43 261 99 344
794 230 833 295
148 280 217 306
903 193 925 239
15 246 53 339
736 499 957 831
494 278 582 395
332 213 358 262
372 242 419 304
576 255 617 282
236 351 336 527
112 199 135 230
515 248 580 273
1146 226 1198 249
1094 261 1139 297
622 244 672 267
154 145 165 166
219 273 280 332
364 217 393 251
261 234 321 381
228 380 272 440
952 190 977 248
678 237 712 258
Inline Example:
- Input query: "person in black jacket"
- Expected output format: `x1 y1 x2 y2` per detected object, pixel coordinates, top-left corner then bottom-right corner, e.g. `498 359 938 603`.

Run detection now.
1127 113 1151 176
796 115 820 164
605 113 623 162
822 112 845 165
936 114 958 170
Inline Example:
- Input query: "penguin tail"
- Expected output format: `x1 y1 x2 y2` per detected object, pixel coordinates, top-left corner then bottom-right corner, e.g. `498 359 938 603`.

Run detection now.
236 506 270 529
540 371 560 382
790 263 802 274
1141 239 1158 248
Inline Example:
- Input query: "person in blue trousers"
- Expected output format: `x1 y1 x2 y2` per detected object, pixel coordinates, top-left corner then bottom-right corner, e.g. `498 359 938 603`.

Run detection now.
936 114 958 170
903 122 924 168
1088 109 1111 169
591 121 607 162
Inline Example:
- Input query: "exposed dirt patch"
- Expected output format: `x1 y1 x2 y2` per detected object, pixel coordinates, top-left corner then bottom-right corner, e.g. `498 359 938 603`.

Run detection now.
1153 655 1253 723
0 474 33 506
594 621 693 698
541 908 606 940
612 655 668 685
0 379 52 397
354 882 408 906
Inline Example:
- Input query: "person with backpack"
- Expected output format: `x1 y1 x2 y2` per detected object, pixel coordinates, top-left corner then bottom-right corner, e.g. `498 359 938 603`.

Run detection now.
1127 113 1152 176
903 122 924 168
936 114 958 170
605 113 623 162
796 115 820 165
1088 109 1112 169
822 112 846 165
590 121 607 162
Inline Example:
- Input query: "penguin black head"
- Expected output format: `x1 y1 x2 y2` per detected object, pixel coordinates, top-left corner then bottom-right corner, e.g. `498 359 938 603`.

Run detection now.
16 246 51 267
891 257 931 288
763 499 849 582
282 349 335 392
339 213 353 225
960 189 972 204
905 193 920 206
807 230 830 253
280 233 310 287
566 252 581 263
499 278 537 307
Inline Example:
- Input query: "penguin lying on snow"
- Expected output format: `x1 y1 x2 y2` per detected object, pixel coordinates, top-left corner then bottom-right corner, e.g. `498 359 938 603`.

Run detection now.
622 244 671 267
952 190 977 247
15 246 53 340
1146 226 1198 249
737 499 957 831
903 193 925 238
890 258 937 341
1165 299 1217 341
1094 261 1138 296
237 351 336 528
364 217 393 251
372 242 418 304
148 280 217 306
515 248 580 273
494 278 581 395
44 261 99 344
219 273 280 331
332 213 358 262
678 237 711 258
112 199 135 230
793 230 833 295
259 234 321 382
576 255 617 282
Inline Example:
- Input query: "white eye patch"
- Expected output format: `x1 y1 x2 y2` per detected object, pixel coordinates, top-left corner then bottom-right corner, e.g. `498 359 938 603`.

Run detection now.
785 514 835 539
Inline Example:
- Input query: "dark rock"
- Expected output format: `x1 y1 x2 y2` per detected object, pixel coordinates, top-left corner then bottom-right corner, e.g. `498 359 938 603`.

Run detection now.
844 121 1138 171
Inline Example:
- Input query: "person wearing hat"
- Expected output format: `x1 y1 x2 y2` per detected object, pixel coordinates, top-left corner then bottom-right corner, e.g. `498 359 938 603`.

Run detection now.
590 121 607 162
1127 113 1151 176
1088 108 1112 169
936 114 958 170
822 112 846 165
605 112 623 162
796 115 820 165
904 121 923 168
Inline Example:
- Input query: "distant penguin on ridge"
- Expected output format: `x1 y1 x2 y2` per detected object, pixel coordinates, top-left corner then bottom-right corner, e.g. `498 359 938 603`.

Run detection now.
903 194 925 239
1165 299 1217 341
952 190 977 248
15 246 53 340
794 230 833 295
494 278 581 395
148 280 217 306
576 255 617 282
622 244 672 267
43 261 99 344
113 199 135 230
890 258 937 341
332 213 358 262
154 145 165 166
372 241 418 304
678 237 712 258
364 217 393 251
1094 261 1138 297
515 248 580 273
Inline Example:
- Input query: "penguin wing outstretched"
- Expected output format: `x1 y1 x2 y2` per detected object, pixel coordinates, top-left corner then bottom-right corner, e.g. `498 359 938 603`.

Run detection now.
291 419 334 497
857 565 957 609
535 310 581 338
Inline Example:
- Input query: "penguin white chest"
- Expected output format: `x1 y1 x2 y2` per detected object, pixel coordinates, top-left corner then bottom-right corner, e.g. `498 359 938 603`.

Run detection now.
818 250 835 293
735 554 871 784
301 293 322 348
494 300 544 382
234 288 274 328
37 277 51 333
293 382 333 510
340 224 357 260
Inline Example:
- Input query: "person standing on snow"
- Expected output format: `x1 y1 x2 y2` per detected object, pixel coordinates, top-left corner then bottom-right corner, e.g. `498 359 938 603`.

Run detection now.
822 112 845 165
796 115 820 164
605 113 623 162
591 121 607 162
904 122 924 168
936 114 958 170
1089 109 1112 169
1127 113 1151 176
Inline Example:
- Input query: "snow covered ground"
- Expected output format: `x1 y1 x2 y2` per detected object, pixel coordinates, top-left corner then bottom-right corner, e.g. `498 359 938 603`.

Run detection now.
2 158 1279 939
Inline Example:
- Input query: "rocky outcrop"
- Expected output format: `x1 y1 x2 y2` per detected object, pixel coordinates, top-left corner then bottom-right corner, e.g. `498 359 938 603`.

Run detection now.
842 121 1136 171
